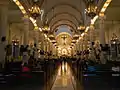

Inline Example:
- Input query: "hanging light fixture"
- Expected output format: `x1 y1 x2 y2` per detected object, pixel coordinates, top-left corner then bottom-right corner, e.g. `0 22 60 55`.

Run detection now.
71 40 76 44
73 33 79 40
78 24 86 33
49 34 55 40
42 20 50 34
52 40 57 44
29 0 41 19
86 0 99 18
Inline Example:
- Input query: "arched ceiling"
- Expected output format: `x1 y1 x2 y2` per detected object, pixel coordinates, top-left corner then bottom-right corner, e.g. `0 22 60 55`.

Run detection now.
52 24 75 33
9 0 105 34
40 0 86 33
3 0 107 41
50 19 77 29
17 0 86 33
43 3 83 20
48 12 80 26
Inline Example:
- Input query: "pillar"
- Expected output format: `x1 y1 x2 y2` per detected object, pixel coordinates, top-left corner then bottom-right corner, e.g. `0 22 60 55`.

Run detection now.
34 30 39 47
99 15 106 64
49 42 52 53
99 15 106 45
23 16 29 46
89 24 95 60
71 47 73 57
48 42 50 53
0 3 8 68
84 33 88 50
45 40 48 53
40 33 44 51
39 33 44 60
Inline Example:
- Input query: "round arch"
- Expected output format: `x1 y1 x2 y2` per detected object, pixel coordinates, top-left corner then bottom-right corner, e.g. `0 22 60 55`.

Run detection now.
43 3 83 20
48 12 80 24
51 24 76 33
50 19 77 30
56 32 72 38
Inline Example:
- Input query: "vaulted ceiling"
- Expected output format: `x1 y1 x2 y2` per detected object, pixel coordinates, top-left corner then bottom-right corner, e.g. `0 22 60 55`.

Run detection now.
1 0 118 45
20 0 86 33
6 0 106 33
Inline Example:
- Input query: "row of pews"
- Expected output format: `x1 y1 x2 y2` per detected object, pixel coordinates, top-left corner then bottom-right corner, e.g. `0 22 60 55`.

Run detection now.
0 59 59 90
71 60 120 90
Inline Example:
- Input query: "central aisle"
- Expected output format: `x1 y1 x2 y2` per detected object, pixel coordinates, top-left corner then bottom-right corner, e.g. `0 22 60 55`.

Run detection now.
51 62 75 90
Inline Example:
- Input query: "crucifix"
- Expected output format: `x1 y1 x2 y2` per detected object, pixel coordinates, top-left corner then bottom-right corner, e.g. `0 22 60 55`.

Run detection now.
61 35 67 45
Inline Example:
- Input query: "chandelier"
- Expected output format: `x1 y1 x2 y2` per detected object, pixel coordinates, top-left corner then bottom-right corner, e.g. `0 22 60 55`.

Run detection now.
73 34 79 40
71 40 76 44
48 34 55 40
52 40 57 44
29 0 41 19
42 21 50 34
78 25 85 33
86 0 98 18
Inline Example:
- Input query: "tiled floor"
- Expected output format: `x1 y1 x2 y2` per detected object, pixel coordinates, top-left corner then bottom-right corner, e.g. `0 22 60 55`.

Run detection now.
51 62 75 90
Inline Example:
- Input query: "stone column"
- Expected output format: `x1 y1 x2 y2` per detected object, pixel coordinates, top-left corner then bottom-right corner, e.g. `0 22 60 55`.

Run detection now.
56 47 58 57
48 42 49 53
75 43 77 55
49 42 52 52
99 15 106 64
84 33 88 50
34 30 39 47
23 16 29 46
78 41 81 59
39 33 44 60
99 15 106 45
0 3 8 68
89 24 95 60
46 40 48 59
45 40 48 53
22 16 30 65
33 30 39 61
40 33 44 51
71 47 73 57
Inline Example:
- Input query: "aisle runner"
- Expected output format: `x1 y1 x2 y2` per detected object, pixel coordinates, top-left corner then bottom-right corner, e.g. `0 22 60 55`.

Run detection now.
51 62 75 90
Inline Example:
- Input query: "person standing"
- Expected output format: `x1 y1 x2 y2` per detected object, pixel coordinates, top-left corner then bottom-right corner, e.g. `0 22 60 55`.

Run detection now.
22 45 29 65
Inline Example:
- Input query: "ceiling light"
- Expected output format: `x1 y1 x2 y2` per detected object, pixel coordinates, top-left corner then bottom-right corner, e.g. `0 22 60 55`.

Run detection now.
29 0 41 19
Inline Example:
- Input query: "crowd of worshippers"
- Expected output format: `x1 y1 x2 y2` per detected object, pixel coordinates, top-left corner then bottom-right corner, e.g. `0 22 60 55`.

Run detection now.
4 44 44 66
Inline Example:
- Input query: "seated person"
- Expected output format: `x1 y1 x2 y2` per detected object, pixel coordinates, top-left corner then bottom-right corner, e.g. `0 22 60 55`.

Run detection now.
87 61 96 72
21 63 32 78
22 63 30 72
112 63 120 72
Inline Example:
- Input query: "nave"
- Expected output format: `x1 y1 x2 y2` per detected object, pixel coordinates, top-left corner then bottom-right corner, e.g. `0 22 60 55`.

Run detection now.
0 57 120 90
0 0 120 89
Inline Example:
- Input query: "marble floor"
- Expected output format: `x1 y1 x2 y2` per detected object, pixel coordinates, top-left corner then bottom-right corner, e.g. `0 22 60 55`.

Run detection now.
51 62 75 90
